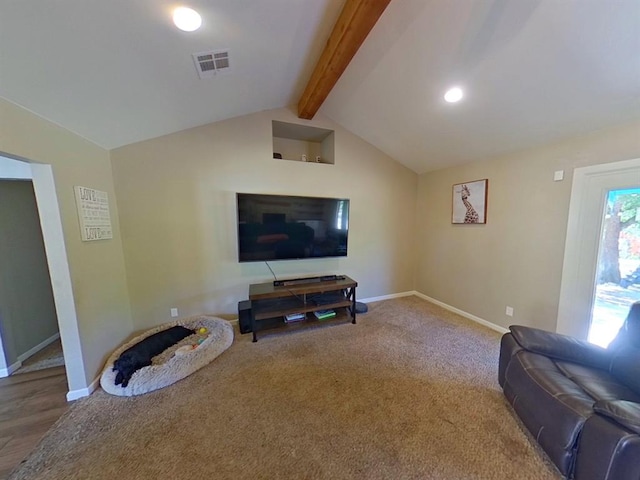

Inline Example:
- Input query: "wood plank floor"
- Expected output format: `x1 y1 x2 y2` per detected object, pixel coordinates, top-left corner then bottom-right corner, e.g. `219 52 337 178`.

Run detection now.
0 366 69 479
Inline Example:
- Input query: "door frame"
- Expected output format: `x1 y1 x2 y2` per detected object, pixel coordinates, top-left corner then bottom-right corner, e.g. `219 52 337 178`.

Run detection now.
557 157 640 339
0 156 87 398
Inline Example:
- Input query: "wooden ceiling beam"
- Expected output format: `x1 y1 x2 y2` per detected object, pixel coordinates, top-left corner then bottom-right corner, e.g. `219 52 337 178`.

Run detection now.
297 0 392 120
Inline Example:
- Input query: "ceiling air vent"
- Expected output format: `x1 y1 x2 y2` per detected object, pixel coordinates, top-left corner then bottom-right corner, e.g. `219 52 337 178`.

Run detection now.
192 50 231 79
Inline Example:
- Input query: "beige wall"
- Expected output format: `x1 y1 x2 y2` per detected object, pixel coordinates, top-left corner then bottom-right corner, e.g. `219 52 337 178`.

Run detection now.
416 121 640 332
111 108 417 329
0 98 132 390
5 88 634 392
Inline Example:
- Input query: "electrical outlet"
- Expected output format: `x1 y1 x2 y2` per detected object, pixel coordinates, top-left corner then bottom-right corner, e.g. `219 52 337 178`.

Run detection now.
505 306 514 317
170 308 178 318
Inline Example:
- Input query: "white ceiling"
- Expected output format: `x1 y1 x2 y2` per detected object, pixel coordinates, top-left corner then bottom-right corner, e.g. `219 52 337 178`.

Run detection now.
1 0 639 173
0 0 344 149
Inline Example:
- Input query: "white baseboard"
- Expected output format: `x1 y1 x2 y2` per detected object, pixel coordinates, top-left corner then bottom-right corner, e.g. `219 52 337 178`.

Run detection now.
0 360 22 378
237 291 506 335
0 332 61 378
359 291 415 303
67 375 100 402
413 292 509 334
18 332 61 363
64 295 504 400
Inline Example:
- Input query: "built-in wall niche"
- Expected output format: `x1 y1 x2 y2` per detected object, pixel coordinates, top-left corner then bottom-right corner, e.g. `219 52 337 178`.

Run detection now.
272 120 335 165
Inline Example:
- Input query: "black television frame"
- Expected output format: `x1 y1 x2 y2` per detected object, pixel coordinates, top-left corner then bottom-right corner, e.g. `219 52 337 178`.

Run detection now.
236 193 350 263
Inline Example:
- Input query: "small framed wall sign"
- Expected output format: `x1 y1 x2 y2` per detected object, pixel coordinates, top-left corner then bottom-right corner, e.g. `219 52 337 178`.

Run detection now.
452 179 488 224
74 186 113 241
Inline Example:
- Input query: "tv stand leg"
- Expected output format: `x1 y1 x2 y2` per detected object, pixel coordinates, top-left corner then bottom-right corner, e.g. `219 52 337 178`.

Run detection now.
250 303 258 342
348 287 357 324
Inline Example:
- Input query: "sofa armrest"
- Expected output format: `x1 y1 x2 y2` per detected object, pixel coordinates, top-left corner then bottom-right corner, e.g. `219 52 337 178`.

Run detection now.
509 325 611 369
594 400 640 434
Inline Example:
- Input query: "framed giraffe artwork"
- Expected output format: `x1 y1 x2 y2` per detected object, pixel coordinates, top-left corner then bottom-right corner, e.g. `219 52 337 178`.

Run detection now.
452 179 488 224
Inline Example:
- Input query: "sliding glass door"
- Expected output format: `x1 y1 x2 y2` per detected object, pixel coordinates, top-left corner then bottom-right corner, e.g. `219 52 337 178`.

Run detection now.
589 188 640 346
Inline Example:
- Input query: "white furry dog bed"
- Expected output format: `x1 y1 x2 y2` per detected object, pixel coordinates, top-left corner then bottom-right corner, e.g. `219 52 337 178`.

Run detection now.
100 315 233 397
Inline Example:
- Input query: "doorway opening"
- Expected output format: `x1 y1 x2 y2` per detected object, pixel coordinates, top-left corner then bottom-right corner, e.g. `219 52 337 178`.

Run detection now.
0 178 64 375
589 188 640 347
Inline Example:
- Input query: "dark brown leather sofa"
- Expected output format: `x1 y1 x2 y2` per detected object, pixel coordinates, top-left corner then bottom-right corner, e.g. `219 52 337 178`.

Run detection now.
498 303 640 480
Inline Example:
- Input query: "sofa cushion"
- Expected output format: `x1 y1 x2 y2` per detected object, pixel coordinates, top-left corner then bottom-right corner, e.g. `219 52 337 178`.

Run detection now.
504 351 594 475
575 413 640 480
509 325 611 369
609 347 640 395
593 400 640 434
513 353 596 419
555 361 640 403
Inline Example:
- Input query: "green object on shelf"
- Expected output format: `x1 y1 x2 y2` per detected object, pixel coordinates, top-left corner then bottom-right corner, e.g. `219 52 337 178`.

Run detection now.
314 309 336 320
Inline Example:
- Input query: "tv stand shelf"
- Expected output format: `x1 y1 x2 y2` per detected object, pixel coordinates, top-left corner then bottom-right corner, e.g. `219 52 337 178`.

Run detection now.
248 275 357 342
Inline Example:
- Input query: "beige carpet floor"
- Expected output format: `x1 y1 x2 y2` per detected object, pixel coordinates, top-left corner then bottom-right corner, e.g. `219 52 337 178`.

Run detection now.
9 297 561 480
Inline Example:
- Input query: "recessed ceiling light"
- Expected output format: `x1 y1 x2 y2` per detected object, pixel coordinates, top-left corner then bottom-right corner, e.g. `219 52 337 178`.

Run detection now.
173 7 202 32
444 87 464 103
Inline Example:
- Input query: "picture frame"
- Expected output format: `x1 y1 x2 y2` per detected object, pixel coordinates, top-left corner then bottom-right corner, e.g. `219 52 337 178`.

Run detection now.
452 179 488 224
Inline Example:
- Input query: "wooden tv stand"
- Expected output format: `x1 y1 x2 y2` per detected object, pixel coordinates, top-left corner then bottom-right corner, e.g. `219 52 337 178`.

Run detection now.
248 275 357 342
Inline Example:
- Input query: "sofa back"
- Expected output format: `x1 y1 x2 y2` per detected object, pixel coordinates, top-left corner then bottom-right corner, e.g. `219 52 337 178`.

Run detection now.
610 347 640 395
607 302 640 394
608 302 640 350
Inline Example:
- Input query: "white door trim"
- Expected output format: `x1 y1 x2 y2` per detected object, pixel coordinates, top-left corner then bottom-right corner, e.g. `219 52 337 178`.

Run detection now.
557 157 640 339
30 163 87 394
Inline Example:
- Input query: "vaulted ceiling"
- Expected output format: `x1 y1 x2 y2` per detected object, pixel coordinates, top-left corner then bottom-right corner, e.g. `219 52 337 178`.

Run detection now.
1 0 639 173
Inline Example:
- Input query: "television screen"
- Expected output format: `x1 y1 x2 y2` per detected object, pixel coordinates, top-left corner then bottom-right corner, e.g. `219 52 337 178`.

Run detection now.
236 193 349 262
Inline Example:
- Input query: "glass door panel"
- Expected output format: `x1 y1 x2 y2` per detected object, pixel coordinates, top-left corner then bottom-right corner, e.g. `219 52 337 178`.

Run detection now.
589 188 640 347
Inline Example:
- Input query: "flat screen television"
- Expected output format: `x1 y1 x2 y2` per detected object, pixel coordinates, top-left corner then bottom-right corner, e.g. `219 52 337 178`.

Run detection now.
236 193 349 262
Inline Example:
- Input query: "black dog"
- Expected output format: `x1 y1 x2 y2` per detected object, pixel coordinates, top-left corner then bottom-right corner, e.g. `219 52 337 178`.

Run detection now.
113 325 194 387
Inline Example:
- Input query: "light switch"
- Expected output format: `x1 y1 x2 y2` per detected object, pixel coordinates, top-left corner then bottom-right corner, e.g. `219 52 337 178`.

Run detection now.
554 170 564 181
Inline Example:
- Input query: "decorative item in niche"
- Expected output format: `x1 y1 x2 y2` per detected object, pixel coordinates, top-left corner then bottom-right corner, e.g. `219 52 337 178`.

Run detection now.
74 186 113 241
452 179 488 224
